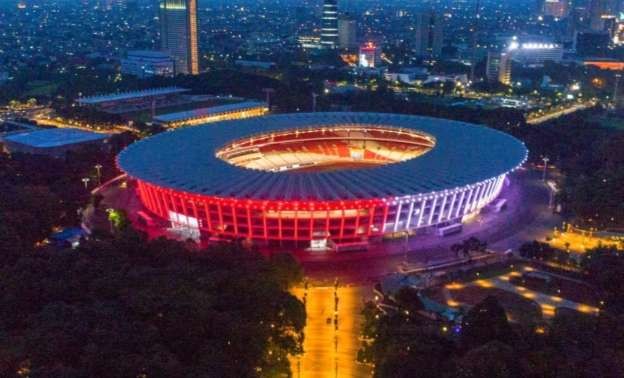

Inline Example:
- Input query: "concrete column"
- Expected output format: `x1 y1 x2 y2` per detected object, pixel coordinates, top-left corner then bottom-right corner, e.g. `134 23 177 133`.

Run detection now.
470 185 483 212
393 201 403 232
463 187 475 215
405 198 416 230
417 198 427 227
437 193 448 223
427 196 438 225
455 189 467 218
447 191 458 221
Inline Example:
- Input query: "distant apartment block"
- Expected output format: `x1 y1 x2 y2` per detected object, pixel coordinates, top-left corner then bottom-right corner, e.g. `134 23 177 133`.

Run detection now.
121 50 175 78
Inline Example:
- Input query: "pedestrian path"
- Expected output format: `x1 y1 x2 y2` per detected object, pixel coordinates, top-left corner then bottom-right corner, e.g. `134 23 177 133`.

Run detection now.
466 267 600 317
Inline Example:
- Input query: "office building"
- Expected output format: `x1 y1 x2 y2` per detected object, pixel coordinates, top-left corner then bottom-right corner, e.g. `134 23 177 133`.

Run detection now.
414 12 444 57
485 51 511 85
589 0 618 31
338 15 357 50
299 35 323 50
576 31 611 56
498 53 512 85
359 42 381 68
320 0 339 49
121 50 175 78
543 0 569 18
486 52 501 83
566 7 588 40
508 41 564 64
159 0 199 75
486 52 511 85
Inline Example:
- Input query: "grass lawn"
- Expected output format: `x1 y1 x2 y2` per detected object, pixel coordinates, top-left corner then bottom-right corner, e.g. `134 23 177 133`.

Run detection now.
597 116 624 131
24 81 59 97
423 283 543 326
445 261 519 283
510 274 600 306
452 286 543 325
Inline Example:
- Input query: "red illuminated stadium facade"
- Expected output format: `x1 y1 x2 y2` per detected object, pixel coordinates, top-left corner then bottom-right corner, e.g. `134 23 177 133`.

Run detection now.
118 113 528 249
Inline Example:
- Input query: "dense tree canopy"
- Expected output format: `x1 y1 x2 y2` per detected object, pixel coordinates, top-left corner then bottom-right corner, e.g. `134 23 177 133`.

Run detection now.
460 296 515 351
582 247 624 313
0 232 305 377
0 134 133 263
361 288 624 378
513 109 624 228
0 143 305 377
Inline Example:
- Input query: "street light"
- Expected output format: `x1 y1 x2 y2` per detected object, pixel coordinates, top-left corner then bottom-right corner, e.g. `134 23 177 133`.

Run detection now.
81 177 90 189
262 88 275 110
94 164 102 186
542 156 550 181
403 231 409 266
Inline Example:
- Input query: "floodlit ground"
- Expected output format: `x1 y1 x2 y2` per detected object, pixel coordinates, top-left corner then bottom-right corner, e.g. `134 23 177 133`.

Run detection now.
439 265 600 320
447 285 542 325
289 285 373 378
549 228 622 253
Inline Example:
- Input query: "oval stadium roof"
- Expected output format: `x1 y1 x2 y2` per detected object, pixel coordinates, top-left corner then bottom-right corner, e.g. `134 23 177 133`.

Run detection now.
118 112 528 201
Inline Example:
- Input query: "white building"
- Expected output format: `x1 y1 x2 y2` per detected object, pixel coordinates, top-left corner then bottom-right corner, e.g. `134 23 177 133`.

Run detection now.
508 40 564 64
320 0 339 49
359 42 381 68
121 51 175 78
486 51 512 85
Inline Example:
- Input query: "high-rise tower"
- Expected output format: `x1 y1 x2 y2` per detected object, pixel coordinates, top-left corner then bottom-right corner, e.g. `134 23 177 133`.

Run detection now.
589 0 619 31
542 0 570 18
414 12 444 57
160 0 199 75
321 0 339 49
338 14 357 50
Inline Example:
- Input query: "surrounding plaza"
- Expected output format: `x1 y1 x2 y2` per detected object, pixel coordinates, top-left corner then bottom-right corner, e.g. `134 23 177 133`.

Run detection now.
2 0 624 376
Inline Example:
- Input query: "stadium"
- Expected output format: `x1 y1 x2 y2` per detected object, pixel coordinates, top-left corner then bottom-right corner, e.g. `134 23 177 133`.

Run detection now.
117 112 528 250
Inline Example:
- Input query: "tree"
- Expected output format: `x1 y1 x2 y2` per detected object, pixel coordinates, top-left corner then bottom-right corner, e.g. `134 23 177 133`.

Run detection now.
268 253 304 290
451 237 488 258
393 286 424 315
460 296 515 350
582 246 624 312
455 341 523 378
0 231 305 377
518 240 556 260
107 208 129 232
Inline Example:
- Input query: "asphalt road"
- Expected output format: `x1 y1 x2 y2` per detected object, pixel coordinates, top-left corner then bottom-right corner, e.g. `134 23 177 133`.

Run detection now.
301 169 562 284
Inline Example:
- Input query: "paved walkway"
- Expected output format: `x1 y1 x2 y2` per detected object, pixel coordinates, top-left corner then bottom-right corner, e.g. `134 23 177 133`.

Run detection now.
289 285 373 378
461 266 600 318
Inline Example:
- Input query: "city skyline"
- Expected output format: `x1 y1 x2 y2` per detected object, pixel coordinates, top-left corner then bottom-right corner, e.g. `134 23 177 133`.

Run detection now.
1 1 624 377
